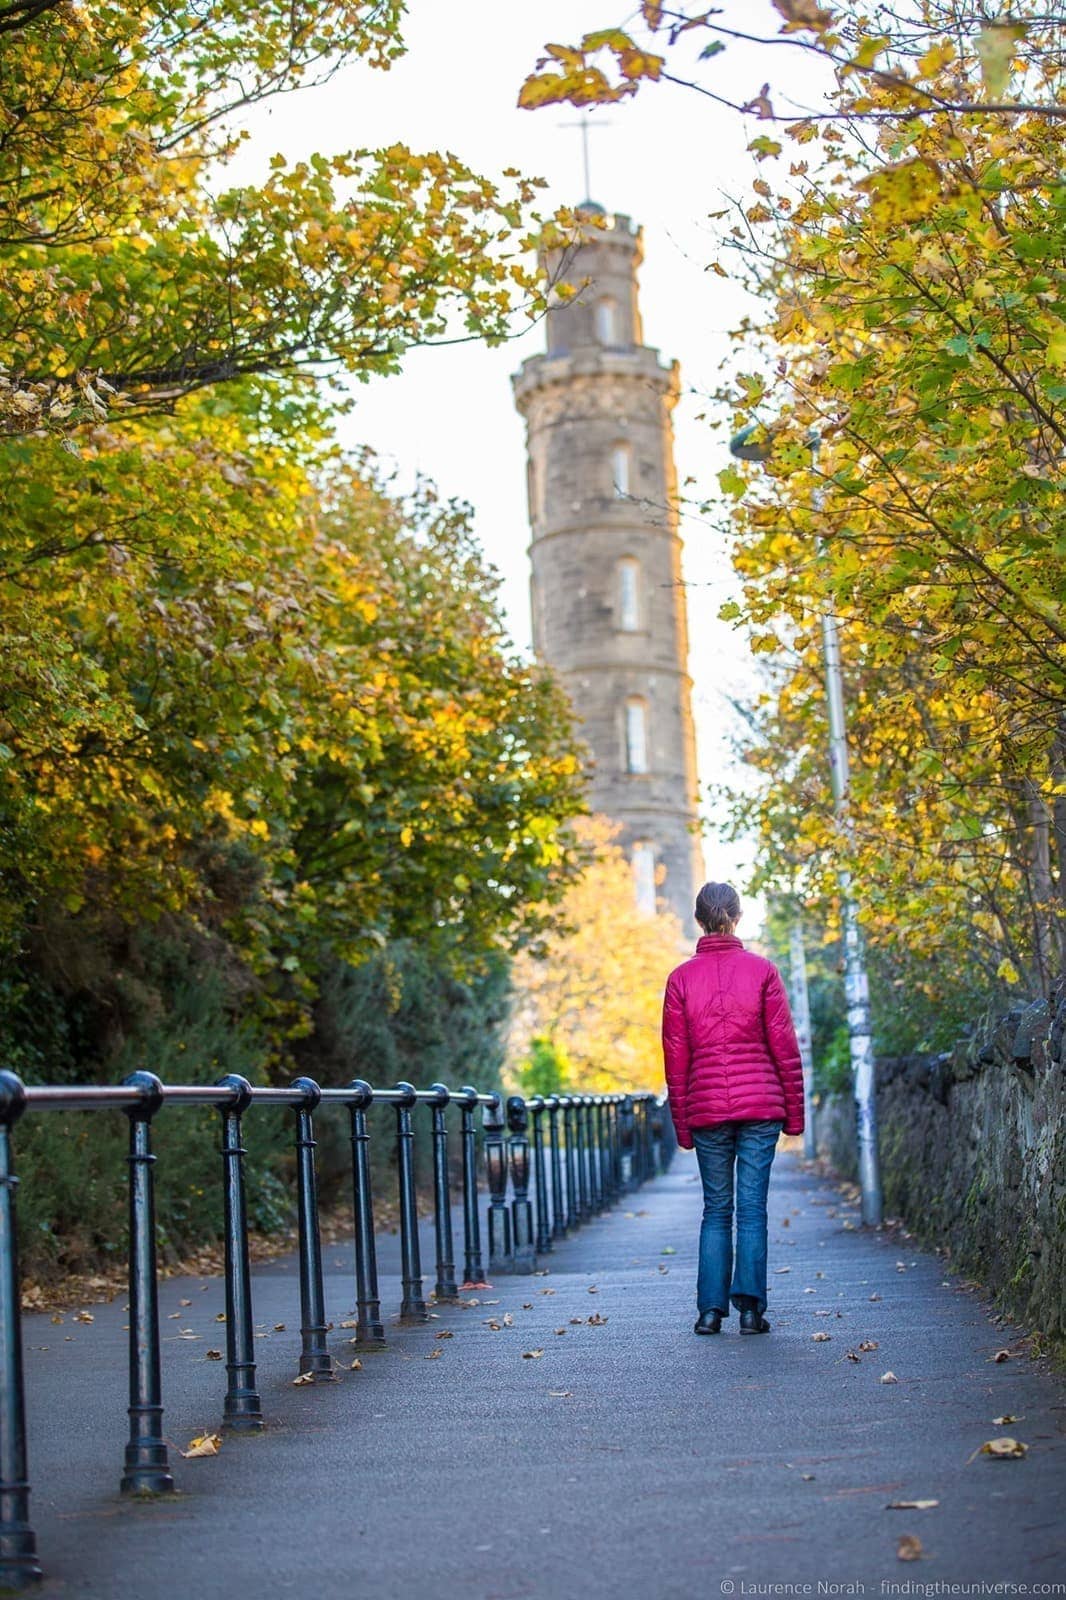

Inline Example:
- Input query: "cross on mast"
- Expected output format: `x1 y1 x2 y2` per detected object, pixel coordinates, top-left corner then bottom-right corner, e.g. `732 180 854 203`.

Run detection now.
560 111 611 204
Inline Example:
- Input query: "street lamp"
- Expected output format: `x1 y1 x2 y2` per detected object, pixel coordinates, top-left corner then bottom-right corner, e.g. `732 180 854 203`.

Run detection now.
729 423 883 1226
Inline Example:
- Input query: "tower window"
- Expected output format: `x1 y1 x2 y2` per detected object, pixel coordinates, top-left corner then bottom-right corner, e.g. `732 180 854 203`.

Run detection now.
595 297 620 345
632 841 657 916
624 697 649 774
617 558 640 631
611 443 631 499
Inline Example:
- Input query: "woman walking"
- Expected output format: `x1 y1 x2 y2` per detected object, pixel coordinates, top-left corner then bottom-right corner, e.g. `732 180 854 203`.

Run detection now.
661 881 805 1336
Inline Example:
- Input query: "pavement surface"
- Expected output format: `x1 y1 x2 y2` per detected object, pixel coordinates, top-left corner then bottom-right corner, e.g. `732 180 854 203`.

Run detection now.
18 1149 1066 1598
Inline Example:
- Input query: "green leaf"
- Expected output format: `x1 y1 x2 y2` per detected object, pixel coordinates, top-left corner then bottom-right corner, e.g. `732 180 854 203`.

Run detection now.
975 22 1025 100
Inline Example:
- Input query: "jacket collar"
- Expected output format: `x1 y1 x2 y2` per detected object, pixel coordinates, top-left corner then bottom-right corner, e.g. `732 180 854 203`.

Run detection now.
695 933 744 954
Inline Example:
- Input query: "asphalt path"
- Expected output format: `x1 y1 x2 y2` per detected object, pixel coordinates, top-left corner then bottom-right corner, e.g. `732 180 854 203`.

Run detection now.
18 1150 1066 1597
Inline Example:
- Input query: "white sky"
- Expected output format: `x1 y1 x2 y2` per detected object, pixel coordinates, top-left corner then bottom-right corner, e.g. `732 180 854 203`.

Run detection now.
230 1 830 909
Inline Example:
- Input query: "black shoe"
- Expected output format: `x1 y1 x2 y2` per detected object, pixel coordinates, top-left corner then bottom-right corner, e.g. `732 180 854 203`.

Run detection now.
739 1307 770 1334
694 1310 723 1335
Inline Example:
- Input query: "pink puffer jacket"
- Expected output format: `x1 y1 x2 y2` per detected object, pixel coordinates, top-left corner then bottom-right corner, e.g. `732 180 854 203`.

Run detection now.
661 934 805 1148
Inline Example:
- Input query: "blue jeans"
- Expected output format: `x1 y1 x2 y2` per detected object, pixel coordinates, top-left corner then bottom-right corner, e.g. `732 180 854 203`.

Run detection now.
692 1120 784 1317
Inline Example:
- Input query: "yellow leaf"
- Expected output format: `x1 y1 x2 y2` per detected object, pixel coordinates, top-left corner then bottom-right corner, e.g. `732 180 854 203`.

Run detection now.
978 1436 1028 1460
996 958 1020 985
181 1433 222 1458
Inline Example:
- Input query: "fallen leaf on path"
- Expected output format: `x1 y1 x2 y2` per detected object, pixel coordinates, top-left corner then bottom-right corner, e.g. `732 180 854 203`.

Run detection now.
845 1351 860 1362
774 1267 790 1274
588 1287 599 1294
168 1312 181 1320
992 1349 1012 1363
869 1293 882 1302
50 1314 63 1326
522 1349 544 1360
554 1327 567 1335
502 1313 514 1327
812 1332 832 1342
205 1349 223 1361
548 1390 572 1397
658 1265 669 1274
587 1314 608 1326
781 1218 790 1227
801 1473 815 1481
815 1272 825 1279
74 1312 93 1325
569 1317 584 1325
973 1437 1028 1461
887 1500 938 1511
273 1323 286 1332
880 1371 899 1383
858 1340 879 1352
339 1319 358 1329
293 1372 314 1385
803 1288 816 1295
540 1289 556 1297
435 1330 454 1340
350 1358 362 1370
897 1535 923 1561
522 1303 533 1309
993 1415 1021 1425
486 1320 502 1331
425 1350 442 1361
661 1248 676 1256
180 1299 191 1307
181 1433 221 1459
215 1313 226 1323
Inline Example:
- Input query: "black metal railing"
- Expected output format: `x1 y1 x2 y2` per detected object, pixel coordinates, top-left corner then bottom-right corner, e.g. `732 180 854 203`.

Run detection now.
0 1071 674 1590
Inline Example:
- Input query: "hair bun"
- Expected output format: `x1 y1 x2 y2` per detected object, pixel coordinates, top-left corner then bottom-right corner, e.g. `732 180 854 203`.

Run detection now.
695 881 741 933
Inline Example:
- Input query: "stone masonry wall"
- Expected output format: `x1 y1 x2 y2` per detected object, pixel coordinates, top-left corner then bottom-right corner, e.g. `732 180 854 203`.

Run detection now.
814 994 1066 1346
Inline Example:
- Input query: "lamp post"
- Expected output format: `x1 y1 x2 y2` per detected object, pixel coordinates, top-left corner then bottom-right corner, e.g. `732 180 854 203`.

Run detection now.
729 424 883 1225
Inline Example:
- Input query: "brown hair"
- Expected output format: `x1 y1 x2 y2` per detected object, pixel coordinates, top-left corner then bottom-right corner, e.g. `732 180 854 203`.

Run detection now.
695 881 741 934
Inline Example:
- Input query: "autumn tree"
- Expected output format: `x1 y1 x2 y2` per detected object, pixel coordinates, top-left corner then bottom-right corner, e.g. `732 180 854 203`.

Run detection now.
509 817 685 1093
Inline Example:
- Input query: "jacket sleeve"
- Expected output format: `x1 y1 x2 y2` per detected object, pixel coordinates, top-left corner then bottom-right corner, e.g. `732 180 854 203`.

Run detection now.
763 965 805 1137
661 972 694 1150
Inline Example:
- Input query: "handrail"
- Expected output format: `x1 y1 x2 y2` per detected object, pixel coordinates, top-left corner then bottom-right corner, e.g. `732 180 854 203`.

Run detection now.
0 1069 675 1589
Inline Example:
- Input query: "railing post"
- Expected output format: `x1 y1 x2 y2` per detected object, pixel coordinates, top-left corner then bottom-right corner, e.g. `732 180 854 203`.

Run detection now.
0 1071 41 1590
394 1083 427 1322
589 1100 605 1209
546 1096 566 1240
659 1095 678 1169
589 1097 605 1212
506 1096 536 1273
216 1074 263 1431
458 1088 488 1288
620 1094 636 1191
428 1085 459 1303
612 1097 625 1194
562 1097 580 1231
120 1072 174 1495
528 1097 551 1254
484 1094 512 1274
649 1101 664 1178
292 1077 333 1380
576 1098 590 1221
347 1080 385 1345
638 1096 651 1183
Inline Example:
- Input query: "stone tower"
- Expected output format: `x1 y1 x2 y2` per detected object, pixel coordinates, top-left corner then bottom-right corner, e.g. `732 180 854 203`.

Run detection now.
512 207 703 931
